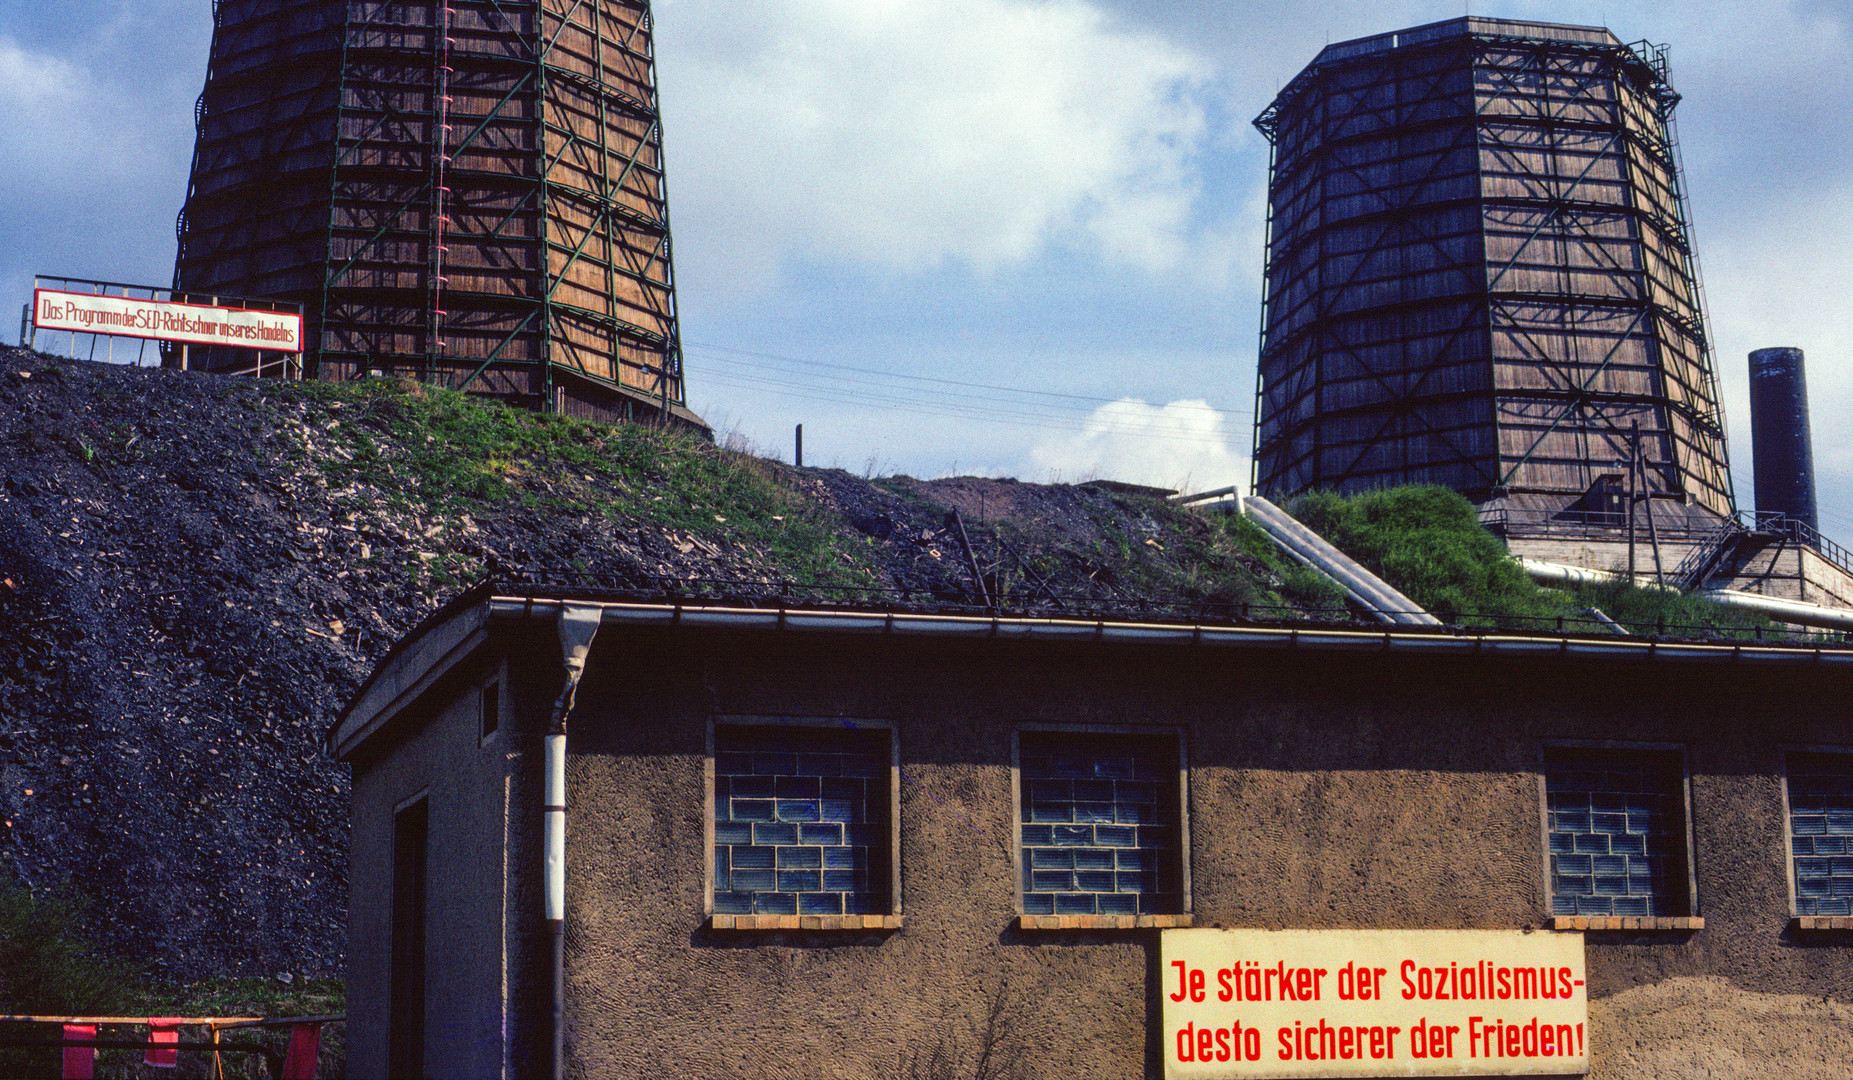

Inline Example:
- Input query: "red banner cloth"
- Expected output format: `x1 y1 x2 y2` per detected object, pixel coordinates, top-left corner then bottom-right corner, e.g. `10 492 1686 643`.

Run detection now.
60 1023 94 1080
145 1017 183 1067
280 1022 323 1080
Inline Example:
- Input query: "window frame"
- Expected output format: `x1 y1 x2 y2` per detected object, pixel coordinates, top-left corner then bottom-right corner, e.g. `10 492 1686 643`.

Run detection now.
704 714 901 930
478 659 505 747
1780 743 1853 931
1538 740 1701 931
1011 723 1193 930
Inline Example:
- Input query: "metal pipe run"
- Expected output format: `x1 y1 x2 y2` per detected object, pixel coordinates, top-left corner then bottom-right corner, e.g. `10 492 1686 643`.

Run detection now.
1518 557 1682 593
1240 496 1441 626
1696 589 1853 632
1169 485 1241 506
1517 556 1853 629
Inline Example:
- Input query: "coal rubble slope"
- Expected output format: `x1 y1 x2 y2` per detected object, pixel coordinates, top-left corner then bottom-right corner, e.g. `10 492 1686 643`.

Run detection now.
0 349 1285 977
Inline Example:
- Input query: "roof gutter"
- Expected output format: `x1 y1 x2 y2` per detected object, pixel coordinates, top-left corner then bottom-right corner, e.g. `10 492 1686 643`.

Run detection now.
480 597 1853 668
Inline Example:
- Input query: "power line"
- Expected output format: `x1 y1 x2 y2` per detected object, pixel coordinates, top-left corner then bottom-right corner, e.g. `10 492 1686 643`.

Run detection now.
694 370 1251 446
685 340 1250 421
697 366 1238 434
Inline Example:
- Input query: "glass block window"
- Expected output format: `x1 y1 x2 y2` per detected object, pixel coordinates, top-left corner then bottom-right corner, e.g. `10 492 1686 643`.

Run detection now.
1787 752 1853 917
712 724 890 917
1019 732 1182 917
1544 748 1689 918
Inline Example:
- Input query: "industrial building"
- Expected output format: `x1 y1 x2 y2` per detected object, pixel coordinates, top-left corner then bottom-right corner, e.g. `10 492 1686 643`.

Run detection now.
1250 18 1852 615
332 585 1853 1079
1252 16 1730 528
171 0 705 429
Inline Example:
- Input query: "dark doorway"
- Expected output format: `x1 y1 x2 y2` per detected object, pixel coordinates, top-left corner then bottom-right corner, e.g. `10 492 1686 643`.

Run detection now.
389 797 429 1079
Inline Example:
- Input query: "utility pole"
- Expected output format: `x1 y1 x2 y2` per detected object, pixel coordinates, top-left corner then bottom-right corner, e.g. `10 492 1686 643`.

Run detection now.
795 424 803 468
1636 421 1665 587
1626 423 1638 583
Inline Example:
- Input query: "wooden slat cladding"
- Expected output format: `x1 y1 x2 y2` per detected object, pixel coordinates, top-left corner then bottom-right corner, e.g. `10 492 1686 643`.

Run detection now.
1253 21 1731 520
173 0 701 430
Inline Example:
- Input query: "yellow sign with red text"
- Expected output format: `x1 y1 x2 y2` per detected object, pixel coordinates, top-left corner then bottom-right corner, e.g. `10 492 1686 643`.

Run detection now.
1162 929 1587 1078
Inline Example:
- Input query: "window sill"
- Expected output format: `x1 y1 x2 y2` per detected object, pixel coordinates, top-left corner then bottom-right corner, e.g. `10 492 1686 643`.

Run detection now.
1548 916 1702 932
1017 914 1192 930
710 914 902 931
1791 916 1853 932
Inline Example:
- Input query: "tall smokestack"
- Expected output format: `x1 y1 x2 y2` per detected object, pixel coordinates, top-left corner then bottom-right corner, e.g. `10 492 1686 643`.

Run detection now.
1749 347 1818 533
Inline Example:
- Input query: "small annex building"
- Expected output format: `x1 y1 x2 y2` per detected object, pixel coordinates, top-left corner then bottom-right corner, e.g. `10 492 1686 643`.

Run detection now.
329 585 1853 1080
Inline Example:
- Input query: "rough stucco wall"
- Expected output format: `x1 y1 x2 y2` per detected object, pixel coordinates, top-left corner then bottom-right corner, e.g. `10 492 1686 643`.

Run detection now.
347 667 511 1080
366 623 1853 1080
1591 976 1853 1077
562 643 1169 1080
1189 674 1547 933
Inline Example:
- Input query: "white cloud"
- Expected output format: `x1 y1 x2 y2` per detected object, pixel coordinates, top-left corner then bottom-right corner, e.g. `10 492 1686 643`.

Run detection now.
1705 184 1853 394
0 35 78 103
0 32 194 296
0 36 167 183
1026 397 1246 491
655 0 1216 289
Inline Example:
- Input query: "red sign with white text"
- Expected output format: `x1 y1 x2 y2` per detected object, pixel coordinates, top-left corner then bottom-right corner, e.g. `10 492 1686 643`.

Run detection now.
33 289 301 352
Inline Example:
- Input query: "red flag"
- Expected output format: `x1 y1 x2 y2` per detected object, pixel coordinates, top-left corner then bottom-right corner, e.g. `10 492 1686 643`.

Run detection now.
60 1023 95 1080
280 1022 323 1080
145 1017 183 1067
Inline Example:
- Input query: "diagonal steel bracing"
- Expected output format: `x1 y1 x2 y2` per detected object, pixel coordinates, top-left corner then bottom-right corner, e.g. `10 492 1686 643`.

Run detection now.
1252 18 1731 519
174 0 700 429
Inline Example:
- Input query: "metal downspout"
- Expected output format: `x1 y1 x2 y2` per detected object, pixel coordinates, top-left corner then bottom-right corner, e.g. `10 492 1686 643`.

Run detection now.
545 605 602 1080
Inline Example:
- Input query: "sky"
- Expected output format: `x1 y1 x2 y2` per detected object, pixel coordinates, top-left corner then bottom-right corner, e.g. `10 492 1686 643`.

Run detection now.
1 1 1849 533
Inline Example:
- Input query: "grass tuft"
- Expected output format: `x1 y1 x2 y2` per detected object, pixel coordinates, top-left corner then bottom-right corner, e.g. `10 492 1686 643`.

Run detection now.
0 882 136 1015
276 377 881 591
1285 485 1778 636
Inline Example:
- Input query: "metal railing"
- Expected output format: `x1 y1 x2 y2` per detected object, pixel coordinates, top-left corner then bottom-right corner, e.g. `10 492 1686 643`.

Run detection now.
1479 506 1853 580
1476 505 1724 543
1749 512 1853 575
0 1012 340 1079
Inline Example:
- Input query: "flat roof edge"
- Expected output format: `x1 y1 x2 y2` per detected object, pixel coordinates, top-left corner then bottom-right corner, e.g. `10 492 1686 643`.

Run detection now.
328 594 1852 758
327 602 491 760
1311 16 1620 67
1259 17 1635 131
484 596 1850 666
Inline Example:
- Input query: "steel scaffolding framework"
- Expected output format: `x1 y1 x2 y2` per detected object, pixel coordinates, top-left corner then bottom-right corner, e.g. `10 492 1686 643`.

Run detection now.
1251 18 1732 525
173 0 704 430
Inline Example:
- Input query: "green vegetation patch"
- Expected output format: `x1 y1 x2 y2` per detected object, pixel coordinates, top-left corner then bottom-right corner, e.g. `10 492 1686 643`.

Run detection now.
1563 579 1775 639
278 377 880 591
1288 486 1557 622
0 882 134 1015
1285 485 1778 638
0 881 346 1078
